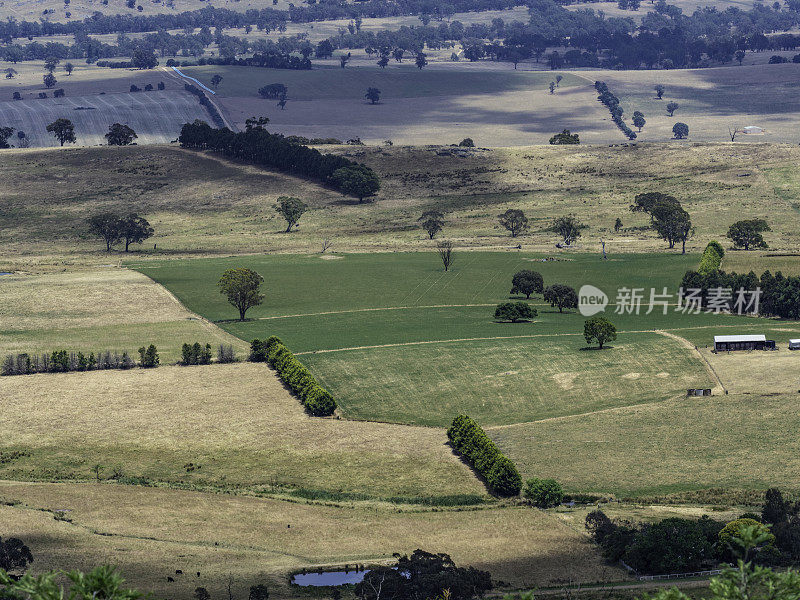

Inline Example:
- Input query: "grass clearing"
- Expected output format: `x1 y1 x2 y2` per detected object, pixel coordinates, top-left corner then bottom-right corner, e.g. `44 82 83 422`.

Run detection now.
0 362 484 500
0 481 620 598
489 392 800 497
0 269 244 363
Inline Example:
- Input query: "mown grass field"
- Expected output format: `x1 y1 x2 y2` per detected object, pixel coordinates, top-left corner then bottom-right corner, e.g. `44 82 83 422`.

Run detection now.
0 481 619 599
489 393 800 498
0 269 245 363
0 362 484 500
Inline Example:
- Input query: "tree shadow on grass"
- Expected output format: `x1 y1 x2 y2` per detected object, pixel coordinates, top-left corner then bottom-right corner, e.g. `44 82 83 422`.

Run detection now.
578 346 615 351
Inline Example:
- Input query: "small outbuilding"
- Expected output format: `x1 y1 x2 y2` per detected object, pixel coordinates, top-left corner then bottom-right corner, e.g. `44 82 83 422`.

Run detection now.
742 126 765 135
789 339 800 350
714 334 775 352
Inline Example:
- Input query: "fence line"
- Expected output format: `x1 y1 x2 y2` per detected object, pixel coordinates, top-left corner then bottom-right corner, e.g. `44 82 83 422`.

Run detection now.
638 569 722 581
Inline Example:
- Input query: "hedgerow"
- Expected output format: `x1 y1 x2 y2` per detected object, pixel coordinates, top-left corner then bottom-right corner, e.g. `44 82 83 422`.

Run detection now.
1 349 144 376
447 414 522 497
595 81 637 141
249 337 336 416
183 83 225 128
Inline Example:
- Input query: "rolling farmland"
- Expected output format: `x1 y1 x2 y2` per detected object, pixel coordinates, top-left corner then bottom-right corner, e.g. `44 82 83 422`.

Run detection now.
0 90 209 147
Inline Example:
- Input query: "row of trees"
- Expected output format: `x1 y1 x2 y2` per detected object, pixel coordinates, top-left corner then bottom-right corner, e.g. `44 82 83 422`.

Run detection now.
2 346 158 376
249 336 337 416
178 120 380 202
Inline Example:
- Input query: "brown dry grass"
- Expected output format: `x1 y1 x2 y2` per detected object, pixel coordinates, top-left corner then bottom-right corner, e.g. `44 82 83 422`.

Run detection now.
0 481 620 598
0 269 246 362
0 362 485 499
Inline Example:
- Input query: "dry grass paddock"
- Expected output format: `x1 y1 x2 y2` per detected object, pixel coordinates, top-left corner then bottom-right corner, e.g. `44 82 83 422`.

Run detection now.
0 269 245 362
6 143 800 268
0 362 485 499
0 481 619 598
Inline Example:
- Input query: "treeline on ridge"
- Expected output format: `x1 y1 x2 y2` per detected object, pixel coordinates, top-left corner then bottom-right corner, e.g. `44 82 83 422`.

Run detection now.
178 120 379 200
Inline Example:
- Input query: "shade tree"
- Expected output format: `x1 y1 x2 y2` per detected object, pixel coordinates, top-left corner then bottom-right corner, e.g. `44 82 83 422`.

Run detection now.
543 283 578 312
274 196 307 232
727 219 770 250
46 118 75 146
218 267 264 321
510 269 543 299
419 210 445 239
498 209 528 237
583 316 617 349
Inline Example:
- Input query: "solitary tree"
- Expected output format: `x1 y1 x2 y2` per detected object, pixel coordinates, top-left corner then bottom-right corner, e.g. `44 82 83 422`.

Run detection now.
210 74 223 88
543 283 578 313
419 210 445 239
549 129 579 144
556 74 563 87
218 268 264 321
498 209 529 237
87 213 122 251
672 122 689 139
46 118 76 146
614 217 623 232
510 270 543 299
727 219 770 250
666 101 679 116
43 73 57 88
105 123 137 146
437 240 454 271
365 87 381 104
415 51 428 69
274 196 307 232
551 215 585 245
331 165 380 203
494 302 536 322
44 56 60 72
583 316 617 349
632 111 646 132
654 84 665 99
64 61 74 75
118 213 154 251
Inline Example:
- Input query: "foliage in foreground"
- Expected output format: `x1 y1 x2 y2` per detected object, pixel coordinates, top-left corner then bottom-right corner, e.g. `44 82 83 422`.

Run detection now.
355 549 492 600
0 565 142 600
447 414 521 497
250 336 336 416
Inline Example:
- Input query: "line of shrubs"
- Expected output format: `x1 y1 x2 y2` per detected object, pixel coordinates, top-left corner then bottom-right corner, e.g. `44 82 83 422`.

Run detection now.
249 337 336 417
698 240 725 275
446 414 522 497
181 342 237 365
1 346 158 376
595 81 637 141
184 83 225 128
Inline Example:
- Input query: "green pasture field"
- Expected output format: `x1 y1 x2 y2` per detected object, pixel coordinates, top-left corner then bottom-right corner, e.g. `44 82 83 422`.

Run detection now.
135 251 785 427
183 65 583 100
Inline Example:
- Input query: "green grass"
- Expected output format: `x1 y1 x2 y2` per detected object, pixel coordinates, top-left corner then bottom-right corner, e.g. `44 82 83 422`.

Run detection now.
304 332 713 427
489 393 800 497
184 65 583 100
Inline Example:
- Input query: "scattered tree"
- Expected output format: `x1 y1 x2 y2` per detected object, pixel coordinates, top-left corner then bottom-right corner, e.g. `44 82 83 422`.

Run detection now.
510 269 543 299
523 478 564 508
614 217 623 232
415 51 427 69
735 49 746 65
0 537 33 576
339 52 351 68
46 118 76 146
727 219 770 250
364 87 381 104
728 126 741 142
274 196 307 232
44 56 60 72
498 209 529 237
64 61 74 75
549 81 555 94
665 101 679 116
555 74 563 87
494 302 536 322
105 123 137 146
218 268 264 321
419 210 445 239
377 55 389 68
43 73 57 88
131 48 158 69
459 138 475 147
550 215 585 245
632 110 646 132
584 316 617 349
543 283 578 313
118 213 154 251
210 74 223 88
672 122 689 139
331 164 380 203
248 584 269 600
654 84 665 99
0 126 14 149
437 240 454 271
549 129 579 144
87 213 122 251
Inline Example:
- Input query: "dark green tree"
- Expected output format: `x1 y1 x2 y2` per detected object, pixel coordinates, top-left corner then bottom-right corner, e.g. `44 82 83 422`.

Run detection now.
419 210 445 239
105 123 138 146
584 316 617 349
510 269 543 299
131 48 158 69
331 165 380 203
543 284 578 312
0 537 33 575
549 129 579 144
673 122 689 139
494 302 536 322
550 215 585 245
119 214 153 251
218 268 264 321
727 219 770 250
632 111 646 132
46 118 76 146
87 213 122 251
364 87 381 104
523 478 564 508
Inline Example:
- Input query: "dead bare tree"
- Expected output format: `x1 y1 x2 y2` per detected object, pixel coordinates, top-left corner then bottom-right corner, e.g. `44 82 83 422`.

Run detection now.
728 126 740 142
321 239 333 253
437 240 454 272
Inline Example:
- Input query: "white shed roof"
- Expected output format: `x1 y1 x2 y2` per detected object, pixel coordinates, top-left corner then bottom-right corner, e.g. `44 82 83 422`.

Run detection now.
790 339 800 344
714 335 766 343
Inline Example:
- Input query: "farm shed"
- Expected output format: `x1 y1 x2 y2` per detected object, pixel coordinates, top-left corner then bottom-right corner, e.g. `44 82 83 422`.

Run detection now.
713 334 775 352
742 126 765 134
789 339 800 350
